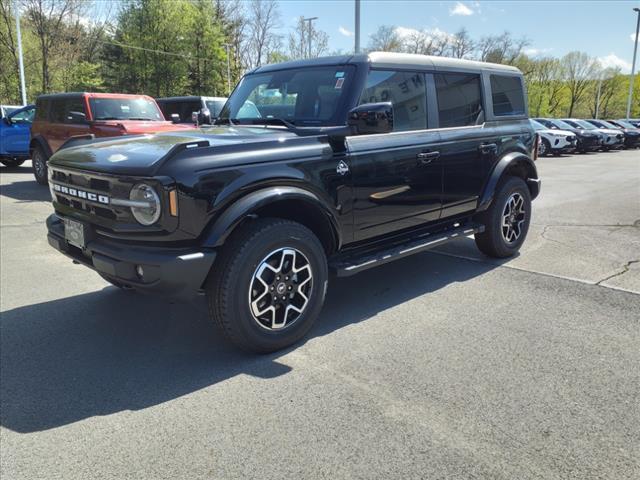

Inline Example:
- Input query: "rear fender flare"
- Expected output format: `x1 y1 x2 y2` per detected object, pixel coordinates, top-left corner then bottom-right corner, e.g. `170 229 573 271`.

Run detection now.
477 152 539 212
203 186 341 250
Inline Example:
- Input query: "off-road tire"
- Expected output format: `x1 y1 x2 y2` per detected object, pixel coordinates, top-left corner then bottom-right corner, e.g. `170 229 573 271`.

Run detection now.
0 158 26 167
32 146 48 185
206 218 328 353
474 176 531 258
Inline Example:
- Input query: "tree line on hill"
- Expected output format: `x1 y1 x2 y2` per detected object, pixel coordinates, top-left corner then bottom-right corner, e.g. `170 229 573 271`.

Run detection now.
0 0 638 119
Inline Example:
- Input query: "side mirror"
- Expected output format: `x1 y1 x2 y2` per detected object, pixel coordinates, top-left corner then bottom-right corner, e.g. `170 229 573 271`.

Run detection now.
3 116 12 126
347 102 393 135
170 113 180 124
199 108 211 125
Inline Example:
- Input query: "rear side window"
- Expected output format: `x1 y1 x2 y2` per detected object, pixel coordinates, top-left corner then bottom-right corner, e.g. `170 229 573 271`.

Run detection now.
49 98 67 123
434 73 483 128
490 75 525 116
35 99 49 121
360 70 427 131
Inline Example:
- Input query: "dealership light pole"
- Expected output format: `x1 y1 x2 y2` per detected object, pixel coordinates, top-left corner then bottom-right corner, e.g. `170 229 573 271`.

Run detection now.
223 43 231 95
302 17 318 58
626 7 640 119
14 0 27 106
355 0 361 54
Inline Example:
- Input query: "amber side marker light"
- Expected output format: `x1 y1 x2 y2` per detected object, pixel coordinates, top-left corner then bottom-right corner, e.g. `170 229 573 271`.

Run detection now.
169 189 179 216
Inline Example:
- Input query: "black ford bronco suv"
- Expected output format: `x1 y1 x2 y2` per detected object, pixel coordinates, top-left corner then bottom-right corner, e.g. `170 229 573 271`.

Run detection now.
45 52 540 352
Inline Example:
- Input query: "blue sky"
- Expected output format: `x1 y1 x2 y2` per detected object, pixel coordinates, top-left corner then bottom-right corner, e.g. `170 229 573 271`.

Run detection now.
277 0 640 72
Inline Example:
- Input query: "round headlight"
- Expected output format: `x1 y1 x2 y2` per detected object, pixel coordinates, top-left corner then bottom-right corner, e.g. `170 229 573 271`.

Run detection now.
129 183 161 225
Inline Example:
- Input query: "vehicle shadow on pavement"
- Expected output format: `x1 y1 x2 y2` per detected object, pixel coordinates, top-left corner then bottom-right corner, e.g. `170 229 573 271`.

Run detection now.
0 240 497 433
0 179 51 203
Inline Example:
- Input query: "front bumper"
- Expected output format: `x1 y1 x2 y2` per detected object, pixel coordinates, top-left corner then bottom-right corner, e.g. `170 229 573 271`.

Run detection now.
47 214 216 300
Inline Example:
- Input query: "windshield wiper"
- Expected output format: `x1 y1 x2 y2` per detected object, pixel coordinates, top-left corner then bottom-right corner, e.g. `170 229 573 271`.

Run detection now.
94 116 119 120
214 117 237 126
127 117 157 121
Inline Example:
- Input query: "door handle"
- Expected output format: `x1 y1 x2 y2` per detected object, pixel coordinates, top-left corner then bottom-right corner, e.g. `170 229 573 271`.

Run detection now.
479 143 498 155
417 151 440 164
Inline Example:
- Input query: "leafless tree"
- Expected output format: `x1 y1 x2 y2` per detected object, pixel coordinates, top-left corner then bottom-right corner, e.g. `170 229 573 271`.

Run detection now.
24 0 85 92
0 0 20 100
367 25 402 52
477 31 529 64
589 67 620 118
243 0 281 69
288 16 328 59
450 27 474 59
563 51 600 116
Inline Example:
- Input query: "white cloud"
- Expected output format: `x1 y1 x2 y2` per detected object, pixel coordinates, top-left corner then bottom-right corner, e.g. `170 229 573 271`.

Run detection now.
631 32 639 42
523 47 553 57
598 53 632 73
450 2 474 16
339 26 354 37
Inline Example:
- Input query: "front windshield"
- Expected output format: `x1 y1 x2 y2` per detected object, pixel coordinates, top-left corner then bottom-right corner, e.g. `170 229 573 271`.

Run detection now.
219 66 355 126
551 119 575 130
205 100 226 117
570 119 596 130
614 120 635 128
90 97 164 121
598 120 619 129
530 119 546 131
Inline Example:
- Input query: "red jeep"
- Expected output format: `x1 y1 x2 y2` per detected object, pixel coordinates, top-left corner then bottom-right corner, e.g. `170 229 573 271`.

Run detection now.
30 92 193 184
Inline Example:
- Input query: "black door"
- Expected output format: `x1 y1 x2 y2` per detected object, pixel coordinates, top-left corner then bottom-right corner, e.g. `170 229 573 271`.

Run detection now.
432 72 496 218
346 70 443 242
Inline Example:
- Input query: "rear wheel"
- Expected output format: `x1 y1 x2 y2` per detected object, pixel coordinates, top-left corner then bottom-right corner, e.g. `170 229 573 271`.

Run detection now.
206 218 328 353
474 176 531 258
32 146 49 185
0 158 26 167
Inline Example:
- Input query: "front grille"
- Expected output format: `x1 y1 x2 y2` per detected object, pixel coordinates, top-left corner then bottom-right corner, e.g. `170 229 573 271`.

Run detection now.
49 167 135 226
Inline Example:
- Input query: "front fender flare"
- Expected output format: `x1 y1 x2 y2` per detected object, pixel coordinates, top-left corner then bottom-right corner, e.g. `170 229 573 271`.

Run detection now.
203 186 341 249
29 136 52 158
477 152 539 212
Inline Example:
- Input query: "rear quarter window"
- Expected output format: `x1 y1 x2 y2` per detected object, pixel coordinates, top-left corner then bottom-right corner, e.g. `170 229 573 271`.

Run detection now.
434 73 483 128
490 75 525 116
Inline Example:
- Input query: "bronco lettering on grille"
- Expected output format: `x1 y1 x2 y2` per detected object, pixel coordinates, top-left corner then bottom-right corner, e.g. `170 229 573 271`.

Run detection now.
52 184 110 204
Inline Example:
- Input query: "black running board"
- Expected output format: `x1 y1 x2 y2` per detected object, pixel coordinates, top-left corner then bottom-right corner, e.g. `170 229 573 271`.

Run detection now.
331 223 484 277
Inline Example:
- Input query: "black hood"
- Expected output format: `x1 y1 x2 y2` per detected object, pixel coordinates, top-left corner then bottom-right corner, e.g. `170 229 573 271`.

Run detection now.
48 126 301 175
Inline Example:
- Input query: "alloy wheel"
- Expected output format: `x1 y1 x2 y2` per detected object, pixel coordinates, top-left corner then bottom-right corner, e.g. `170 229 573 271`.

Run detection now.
248 247 313 330
501 192 526 244
34 152 44 178
538 140 547 156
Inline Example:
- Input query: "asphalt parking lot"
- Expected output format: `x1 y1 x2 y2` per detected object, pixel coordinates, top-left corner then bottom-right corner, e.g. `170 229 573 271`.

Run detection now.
1 150 639 479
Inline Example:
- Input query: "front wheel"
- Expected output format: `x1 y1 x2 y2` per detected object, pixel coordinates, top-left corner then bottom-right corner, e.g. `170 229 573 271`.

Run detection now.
206 218 328 353
474 176 532 258
0 158 26 167
538 138 550 156
32 146 49 185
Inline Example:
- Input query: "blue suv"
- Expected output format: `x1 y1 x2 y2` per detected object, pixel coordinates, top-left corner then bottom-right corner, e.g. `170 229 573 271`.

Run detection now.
1 104 35 167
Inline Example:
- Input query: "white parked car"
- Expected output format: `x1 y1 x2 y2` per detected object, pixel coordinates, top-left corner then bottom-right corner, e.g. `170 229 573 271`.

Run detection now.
530 119 577 156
